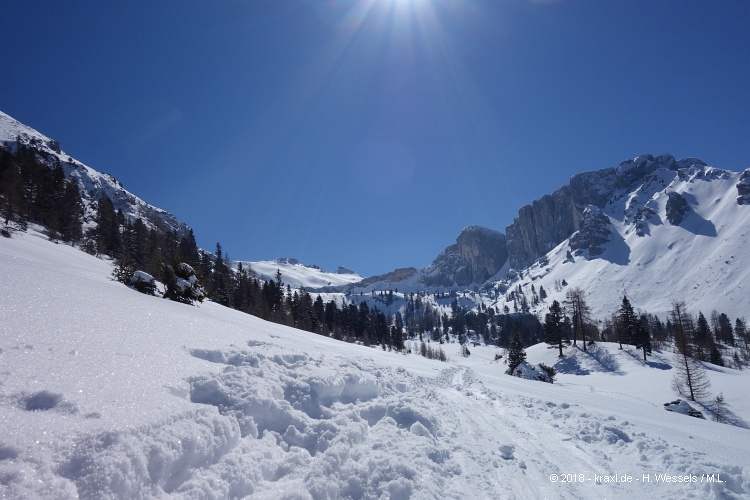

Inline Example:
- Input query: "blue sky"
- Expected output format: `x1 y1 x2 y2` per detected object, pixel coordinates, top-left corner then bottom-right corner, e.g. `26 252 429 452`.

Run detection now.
2 0 749 277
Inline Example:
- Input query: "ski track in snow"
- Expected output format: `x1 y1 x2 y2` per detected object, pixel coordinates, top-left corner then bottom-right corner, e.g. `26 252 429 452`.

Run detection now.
29 349 746 500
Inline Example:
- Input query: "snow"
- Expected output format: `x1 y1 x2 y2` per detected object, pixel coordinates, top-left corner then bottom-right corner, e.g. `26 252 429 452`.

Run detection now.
2 230 750 499
239 258 365 289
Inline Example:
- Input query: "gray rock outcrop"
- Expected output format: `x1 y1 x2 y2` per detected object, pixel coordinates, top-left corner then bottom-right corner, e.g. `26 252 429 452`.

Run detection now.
568 206 612 257
356 267 418 288
665 191 691 225
422 226 507 287
505 154 705 268
738 169 750 205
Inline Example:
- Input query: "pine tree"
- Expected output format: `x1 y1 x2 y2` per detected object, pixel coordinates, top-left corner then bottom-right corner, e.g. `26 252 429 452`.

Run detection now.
717 313 734 346
736 318 748 348
507 328 526 374
617 296 638 349
177 229 201 269
112 255 136 284
59 179 83 242
634 314 652 361
671 301 711 402
713 393 728 423
544 300 567 357
709 344 725 366
211 243 232 307
695 312 711 353
94 195 120 256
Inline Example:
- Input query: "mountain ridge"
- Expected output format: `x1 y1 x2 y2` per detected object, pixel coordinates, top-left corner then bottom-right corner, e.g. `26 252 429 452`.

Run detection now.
3 109 749 321
0 110 190 237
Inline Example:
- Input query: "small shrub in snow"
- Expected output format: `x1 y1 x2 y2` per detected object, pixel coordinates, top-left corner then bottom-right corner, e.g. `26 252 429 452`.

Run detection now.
538 362 556 383
162 262 204 305
506 361 554 384
713 393 729 423
416 341 447 362
112 258 136 285
130 271 157 296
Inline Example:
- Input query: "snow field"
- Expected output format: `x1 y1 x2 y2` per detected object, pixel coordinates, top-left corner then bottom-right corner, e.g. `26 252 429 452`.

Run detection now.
1 230 750 499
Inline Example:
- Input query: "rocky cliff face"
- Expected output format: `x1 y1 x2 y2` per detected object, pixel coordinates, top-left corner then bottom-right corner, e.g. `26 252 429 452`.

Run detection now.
568 205 612 257
344 154 712 292
356 267 418 288
505 154 707 268
665 191 691 225
738 169 750 205
505 185 581 270
422 226 507 287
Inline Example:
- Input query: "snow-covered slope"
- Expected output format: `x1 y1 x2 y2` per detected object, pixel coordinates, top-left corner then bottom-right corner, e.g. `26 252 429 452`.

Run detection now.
489 164 750 321
2 230 749 499
0 110 189 234
239 258 364 289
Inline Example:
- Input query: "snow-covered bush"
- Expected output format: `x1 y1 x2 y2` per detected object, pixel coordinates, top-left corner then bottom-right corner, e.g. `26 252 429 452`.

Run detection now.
130 270 157 296
506 361 554 384
162 262 204 305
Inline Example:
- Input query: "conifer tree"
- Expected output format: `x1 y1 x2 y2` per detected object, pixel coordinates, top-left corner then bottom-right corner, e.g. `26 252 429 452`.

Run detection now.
695 312 711 357
58 179 83 242
716 313 734 346
709 344 724 366
211 243 233 307
736 318 749 356
634 314 652 361
544 300 567 357
94 195 120 256
507 328 527 374
617 296 638 349
713 393 727 423
671 301 711 402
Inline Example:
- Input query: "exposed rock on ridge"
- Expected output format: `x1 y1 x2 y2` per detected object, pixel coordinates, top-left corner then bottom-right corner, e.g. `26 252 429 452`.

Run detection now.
738 169 750 205
505 154 706 268
422 226 507 287
665 192 691 225
356 268 418 288
568 206 611 257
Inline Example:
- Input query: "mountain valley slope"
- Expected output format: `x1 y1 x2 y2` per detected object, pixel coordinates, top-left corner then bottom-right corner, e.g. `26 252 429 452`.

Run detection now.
1 230 749 499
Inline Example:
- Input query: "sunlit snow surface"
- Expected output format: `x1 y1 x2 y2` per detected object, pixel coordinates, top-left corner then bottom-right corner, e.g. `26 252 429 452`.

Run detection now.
238 259 364 289
1 231 749 499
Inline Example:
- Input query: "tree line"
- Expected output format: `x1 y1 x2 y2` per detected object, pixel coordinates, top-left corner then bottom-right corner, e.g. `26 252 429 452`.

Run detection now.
0 145 83 242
